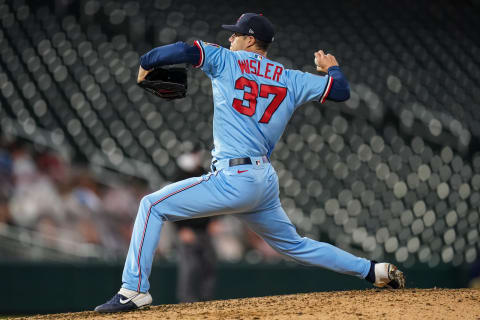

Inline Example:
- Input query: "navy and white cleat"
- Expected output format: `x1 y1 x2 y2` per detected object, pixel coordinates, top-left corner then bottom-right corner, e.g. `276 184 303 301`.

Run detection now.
94 288 153 313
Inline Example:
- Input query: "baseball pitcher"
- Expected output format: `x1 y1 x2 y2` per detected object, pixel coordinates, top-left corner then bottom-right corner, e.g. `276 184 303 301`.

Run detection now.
95 13 405 313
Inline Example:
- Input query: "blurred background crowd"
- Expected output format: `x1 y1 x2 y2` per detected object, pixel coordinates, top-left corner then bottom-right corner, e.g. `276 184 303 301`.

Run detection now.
1 0 480 308
0 137 279 266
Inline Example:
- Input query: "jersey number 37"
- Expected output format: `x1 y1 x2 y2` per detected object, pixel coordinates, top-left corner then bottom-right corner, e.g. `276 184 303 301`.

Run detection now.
232 77 287 124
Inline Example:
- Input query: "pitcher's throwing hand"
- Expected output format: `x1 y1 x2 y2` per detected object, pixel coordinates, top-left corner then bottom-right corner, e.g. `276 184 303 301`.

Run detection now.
314 50 339 73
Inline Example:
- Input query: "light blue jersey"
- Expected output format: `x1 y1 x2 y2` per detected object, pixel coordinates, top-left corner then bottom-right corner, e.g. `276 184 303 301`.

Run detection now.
193 40 333 160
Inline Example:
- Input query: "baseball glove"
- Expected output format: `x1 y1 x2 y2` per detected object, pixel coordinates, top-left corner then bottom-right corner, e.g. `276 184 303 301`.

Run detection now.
137 67 187 100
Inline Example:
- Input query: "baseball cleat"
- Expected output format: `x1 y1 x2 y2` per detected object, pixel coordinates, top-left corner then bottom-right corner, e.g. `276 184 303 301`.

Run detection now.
94 288 152 313
373 263 406 289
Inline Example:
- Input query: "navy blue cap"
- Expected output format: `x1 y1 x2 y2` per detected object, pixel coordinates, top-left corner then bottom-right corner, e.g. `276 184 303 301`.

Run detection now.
222 13 275 43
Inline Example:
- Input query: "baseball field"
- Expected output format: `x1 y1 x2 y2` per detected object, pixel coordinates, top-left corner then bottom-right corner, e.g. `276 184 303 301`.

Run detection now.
14 288 480 319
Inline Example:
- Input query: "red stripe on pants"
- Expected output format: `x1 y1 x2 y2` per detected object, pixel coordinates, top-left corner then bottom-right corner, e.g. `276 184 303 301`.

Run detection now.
136 179 204 292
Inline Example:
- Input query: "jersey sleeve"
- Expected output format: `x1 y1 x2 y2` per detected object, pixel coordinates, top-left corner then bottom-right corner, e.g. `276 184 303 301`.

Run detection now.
285 69 333 108
193 40 232 78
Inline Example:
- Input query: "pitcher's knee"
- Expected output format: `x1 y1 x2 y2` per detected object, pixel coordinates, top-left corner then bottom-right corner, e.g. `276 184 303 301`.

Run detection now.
139 195 153 210
138 194 167 220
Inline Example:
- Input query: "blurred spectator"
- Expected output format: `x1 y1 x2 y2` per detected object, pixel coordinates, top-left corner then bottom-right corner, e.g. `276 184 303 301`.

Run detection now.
209 216 245 262
65 168 103 215
10 141 37 188
174 148 216 302
35 214 61 247
35 149 68 185
101 179 147 254
74 214 102 245
8 142 65 228
102 185 138 219
62 168 117 251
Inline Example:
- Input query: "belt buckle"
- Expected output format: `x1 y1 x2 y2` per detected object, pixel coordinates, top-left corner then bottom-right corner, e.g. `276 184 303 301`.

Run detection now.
251 156 268 167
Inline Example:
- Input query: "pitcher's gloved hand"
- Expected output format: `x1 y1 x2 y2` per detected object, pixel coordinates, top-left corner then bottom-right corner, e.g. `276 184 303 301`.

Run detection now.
137 67 187 100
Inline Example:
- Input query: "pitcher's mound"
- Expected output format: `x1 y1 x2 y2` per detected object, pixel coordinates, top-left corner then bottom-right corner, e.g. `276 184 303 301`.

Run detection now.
21 288 480 319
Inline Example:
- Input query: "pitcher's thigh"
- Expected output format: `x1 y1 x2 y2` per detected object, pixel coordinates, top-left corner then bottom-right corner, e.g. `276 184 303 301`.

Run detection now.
142 173 258 221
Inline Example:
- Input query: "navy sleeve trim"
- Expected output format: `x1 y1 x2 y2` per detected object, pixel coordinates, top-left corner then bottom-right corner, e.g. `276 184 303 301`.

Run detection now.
193 40 205 68
320 75 333 103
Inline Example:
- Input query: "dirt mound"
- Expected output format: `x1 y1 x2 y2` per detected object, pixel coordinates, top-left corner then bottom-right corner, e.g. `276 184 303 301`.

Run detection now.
17 288 480 320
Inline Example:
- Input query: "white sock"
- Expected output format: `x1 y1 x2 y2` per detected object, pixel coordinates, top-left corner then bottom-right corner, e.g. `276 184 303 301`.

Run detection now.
119 288 139 298
375 263 390 281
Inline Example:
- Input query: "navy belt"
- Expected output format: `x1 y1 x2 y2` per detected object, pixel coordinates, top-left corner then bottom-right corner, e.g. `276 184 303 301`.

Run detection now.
212 156 269 171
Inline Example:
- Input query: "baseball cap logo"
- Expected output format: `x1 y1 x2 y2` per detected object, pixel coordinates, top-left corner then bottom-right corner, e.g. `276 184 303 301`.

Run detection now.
249 28 254 34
